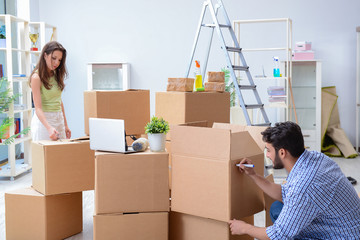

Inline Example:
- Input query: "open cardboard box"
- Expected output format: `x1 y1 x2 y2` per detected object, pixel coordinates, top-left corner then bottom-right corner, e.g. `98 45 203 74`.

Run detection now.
84 89 150 136
32 138 95 195
171 123 265 222
5 188 82 240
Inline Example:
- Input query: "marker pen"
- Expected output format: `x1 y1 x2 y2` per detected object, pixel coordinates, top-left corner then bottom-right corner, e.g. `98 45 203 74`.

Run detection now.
236 163 254 168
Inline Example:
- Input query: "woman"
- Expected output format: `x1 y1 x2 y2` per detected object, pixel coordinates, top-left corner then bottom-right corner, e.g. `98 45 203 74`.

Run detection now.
29 41 71 141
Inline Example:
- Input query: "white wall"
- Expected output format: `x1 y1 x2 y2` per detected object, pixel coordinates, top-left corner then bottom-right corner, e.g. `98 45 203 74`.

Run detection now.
33 0 360 145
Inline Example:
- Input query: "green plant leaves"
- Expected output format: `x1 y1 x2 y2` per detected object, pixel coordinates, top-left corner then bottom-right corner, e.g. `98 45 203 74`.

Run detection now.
145 116 170 134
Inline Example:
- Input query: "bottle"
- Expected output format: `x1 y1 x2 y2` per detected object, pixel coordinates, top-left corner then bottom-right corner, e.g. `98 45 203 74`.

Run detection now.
273 57 280 77
194 60 204 91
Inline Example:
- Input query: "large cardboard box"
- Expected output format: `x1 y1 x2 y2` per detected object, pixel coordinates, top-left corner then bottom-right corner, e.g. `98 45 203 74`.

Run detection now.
95 151 169 214
5 188 82 240
155 91 230 128
32 139 95 195
171 124 264 222
84 90 150 135
93 212 168 240
169 211 253 240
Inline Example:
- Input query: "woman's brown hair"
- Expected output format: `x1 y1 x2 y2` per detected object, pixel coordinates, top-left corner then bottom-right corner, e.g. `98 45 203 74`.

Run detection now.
29 41 68 91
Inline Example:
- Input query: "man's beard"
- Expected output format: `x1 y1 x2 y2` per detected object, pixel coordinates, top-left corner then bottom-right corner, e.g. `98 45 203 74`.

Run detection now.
273 150 284 169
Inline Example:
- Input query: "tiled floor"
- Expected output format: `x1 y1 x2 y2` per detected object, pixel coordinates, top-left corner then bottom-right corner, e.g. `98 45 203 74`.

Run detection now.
0 155 359 239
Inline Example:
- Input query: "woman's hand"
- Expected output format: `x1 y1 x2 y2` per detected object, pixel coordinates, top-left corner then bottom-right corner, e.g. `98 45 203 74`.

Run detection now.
65 126 71 139
48 127 59 140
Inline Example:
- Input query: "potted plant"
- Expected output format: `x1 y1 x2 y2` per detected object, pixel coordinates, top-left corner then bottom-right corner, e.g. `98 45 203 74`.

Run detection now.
0 77 30 144
145 116 169 152
0 25 6 48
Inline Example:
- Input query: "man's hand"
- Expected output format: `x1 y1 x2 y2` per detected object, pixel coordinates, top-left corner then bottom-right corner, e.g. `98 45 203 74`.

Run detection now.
229 219 249 235
237 158 256 176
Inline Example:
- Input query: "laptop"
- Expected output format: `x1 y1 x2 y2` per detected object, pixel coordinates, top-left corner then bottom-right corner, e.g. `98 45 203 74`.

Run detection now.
89 118 135 153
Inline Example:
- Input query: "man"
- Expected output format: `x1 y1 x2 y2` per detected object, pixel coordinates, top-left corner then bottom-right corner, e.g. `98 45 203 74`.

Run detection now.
229 121 360 239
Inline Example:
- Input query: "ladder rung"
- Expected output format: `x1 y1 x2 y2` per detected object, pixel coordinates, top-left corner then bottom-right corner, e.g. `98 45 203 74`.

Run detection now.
252 123 271 127
239 85 256 90
232 65 249 71
202 24 231 28
226 46 242 52
245 104 264 109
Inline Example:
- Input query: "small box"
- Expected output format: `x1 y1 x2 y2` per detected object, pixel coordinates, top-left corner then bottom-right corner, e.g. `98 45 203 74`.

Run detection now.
169 211 253 240
84 90 150 136
204 82 225 92
167 78 194 92
93 212 168 240
95 151 169 214
171 124 265 222
292 50 315 60
5 188 82 240
295 41 312 51
32 138 95 195
155 91 230 128
207 72 225 82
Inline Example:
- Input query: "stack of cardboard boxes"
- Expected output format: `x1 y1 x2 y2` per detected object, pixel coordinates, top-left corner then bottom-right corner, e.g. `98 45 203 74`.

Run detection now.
5 138 95 239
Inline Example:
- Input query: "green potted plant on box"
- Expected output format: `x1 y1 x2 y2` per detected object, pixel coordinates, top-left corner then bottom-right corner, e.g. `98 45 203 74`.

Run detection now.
0 77 30 144
0 25 6 48
145 116 169 152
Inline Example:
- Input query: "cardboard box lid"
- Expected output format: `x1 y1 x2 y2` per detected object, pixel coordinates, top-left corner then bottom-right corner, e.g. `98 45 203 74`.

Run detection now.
171 125 262 160
212 122 267 150
6 187 44 197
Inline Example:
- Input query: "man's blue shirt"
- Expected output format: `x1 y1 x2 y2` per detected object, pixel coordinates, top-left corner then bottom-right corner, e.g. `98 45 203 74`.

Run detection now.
266 150 360 239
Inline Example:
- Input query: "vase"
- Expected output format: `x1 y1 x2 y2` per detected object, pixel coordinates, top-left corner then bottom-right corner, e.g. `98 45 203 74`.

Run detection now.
0 39 6 48
147 133 166 152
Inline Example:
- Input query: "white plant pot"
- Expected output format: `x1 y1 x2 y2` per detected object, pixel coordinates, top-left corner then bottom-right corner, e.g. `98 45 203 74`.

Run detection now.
147 133 166 152
0 39 6 48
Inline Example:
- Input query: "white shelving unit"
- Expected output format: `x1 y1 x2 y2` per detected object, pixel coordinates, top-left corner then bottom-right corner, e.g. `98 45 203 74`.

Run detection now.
29 22 57 70
233 18 295 124
287 60 322 151
87 62 130 90
0 14 32 180
356 26 360 152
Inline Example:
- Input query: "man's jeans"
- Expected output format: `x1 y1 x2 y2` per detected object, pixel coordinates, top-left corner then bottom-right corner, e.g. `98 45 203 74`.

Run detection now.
270 201 284 223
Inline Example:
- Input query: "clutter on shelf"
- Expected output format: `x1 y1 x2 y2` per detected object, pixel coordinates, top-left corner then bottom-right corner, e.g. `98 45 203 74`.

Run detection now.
293 41 315 60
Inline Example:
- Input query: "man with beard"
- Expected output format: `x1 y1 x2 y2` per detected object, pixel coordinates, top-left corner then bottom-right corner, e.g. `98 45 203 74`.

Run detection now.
229 121 360 240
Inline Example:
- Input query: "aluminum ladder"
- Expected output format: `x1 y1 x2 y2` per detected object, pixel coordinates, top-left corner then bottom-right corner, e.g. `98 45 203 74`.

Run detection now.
185 0 270 126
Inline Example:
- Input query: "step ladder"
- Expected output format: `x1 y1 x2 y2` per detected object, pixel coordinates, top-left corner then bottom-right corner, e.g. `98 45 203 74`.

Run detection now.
185 0 271 126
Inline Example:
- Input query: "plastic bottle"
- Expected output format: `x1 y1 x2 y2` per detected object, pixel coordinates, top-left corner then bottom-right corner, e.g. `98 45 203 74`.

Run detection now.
273 57 280 77
194 60 204 91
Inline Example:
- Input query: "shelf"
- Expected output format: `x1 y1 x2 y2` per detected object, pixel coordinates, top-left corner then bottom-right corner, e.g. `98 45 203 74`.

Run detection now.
253 76 287 81
0 48 30 53
0 14 28 23
0 159 32 179
0 136 31 146
266 103 287 108
14 108 32 114
242 48 290 52
12 77 29 83
292 85 316 88
30 50 41 55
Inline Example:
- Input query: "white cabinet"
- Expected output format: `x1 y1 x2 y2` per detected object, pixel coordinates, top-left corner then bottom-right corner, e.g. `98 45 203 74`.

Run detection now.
0 14 32 180
290 60 322 151
87 63 130 90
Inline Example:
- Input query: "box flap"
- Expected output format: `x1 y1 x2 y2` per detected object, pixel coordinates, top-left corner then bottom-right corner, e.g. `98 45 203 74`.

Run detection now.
70 136 90 141
213 122 267 150
171 125 231 160
230 131 263 160
167 120 208 141
5 187 43 197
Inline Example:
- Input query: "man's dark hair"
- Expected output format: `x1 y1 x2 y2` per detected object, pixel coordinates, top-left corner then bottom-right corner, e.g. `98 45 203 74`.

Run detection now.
261 121 305 158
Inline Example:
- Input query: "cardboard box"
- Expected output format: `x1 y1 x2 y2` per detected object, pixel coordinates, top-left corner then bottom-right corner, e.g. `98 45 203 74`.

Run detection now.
204 82 225 92
155 91 230 128
84 90 150 135
5 188 82 240
169 211 253 240
94 212 168 240
292 51 315 60
207 71 225 82
171 124 264 222
295 41 312 51
166 140 172 190
32 139 95 195
167 78 194 92
264 174 276 227
95 151 169 214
